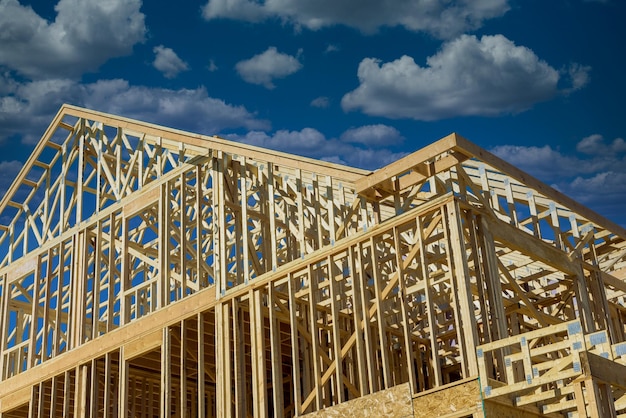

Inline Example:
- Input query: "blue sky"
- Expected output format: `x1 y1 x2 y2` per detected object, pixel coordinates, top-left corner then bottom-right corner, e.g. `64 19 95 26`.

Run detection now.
1 0 625 227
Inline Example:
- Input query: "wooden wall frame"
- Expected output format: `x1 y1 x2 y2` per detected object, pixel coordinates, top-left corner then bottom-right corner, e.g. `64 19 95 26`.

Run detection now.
0 105 625 417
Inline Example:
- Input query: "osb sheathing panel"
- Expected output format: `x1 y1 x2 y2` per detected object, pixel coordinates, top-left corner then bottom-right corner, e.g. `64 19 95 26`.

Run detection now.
412 378 482 418
303 383 413 418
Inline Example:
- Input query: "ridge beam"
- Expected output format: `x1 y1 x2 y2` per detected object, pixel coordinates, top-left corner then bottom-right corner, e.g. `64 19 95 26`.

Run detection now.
355 132 469 201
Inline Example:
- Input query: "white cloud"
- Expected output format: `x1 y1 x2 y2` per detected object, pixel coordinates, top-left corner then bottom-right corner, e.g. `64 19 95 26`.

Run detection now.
229 128 334 155
566 172 626 228
153 45 189 79
235 47 302 89
310 96 330 108
208 59 218 72
338 147 408 169
203 0 267 22
576 134 626 155
491 135 626 223
0 78 79 144
0 75 269 145
342 35 587 121
0 71 17 96
340 124 403 146
0 0 146 79
202 0 510 39
489 144 592 179
226 125 406 169
564 169 626 222
325 44 339 53
563 63 591 94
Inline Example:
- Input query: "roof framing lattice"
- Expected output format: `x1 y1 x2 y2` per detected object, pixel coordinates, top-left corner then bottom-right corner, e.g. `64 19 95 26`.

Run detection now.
1 105 626 417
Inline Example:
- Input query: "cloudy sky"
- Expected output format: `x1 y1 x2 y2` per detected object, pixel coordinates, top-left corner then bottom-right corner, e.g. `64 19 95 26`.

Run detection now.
0 0 625 227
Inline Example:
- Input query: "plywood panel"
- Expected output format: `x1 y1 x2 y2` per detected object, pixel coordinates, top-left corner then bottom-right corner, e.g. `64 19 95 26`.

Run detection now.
303 383 412 418
412 378 481 418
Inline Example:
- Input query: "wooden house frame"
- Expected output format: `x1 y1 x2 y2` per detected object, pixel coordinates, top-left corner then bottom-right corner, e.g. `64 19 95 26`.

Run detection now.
0 104 625 417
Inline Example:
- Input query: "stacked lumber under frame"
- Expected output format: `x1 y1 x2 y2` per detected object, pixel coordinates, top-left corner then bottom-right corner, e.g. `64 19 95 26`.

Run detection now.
0 105 625 417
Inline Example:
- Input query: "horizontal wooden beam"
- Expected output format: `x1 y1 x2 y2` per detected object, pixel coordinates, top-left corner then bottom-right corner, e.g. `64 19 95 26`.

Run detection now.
0 385 31 413
124 329 162 360
479 208 577 276
355 132 462 197
580 351 626 390
0 285 215 398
